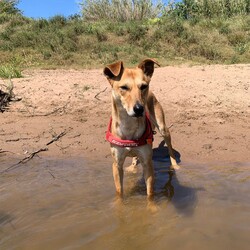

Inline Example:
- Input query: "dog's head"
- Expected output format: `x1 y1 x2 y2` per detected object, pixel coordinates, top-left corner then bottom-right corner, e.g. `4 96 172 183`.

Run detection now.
104 59 160 117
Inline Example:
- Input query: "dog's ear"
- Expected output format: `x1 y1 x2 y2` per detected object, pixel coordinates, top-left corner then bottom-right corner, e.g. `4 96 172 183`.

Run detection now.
103 61 123 80
138 58 160 78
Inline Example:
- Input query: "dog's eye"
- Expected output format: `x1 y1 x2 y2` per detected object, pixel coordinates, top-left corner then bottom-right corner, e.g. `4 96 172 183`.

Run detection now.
120 85 129 91
140 84 148 90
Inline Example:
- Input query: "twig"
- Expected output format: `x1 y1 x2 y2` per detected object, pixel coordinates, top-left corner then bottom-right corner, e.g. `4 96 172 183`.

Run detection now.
48 170 56 179
46 131 67 146
0 148 48 173
0 148 16 155
0 149 13 154
0 130 67 174
168 124 174 129
94 87 107 100
16 148 48 164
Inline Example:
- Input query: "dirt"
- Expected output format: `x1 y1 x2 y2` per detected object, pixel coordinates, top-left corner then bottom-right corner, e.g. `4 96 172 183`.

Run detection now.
0 64 249 166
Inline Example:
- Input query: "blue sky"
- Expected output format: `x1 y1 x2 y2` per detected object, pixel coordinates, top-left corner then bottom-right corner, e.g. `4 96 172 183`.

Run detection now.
17 0 81 19
17 0 179 19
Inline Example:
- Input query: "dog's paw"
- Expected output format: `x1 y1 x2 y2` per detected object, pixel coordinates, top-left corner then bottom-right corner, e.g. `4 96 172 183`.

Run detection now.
147 200 159 213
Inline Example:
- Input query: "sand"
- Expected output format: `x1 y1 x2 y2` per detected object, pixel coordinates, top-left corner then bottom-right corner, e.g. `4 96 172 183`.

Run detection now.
0 64 249 165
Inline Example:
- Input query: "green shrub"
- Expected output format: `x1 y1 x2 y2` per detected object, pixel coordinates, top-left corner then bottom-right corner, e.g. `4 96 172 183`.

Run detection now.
0 64 22 79
127 23 148 42
0 26 14 41
165 0 249 19
11 30 37 48
32 18 49 30
8 15 30 27
94 27 108 41
48 15 67 27
0 13 11 24
219 23 231 34
227 31 248 45
235 43 248 55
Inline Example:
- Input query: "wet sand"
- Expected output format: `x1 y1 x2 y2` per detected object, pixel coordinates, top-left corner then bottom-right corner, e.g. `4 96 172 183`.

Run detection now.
0 64 249 163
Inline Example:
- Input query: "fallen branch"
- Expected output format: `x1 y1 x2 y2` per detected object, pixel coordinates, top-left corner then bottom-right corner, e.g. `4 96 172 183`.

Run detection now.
46 131 67 146
0 149 15 154
0 130 67 174
0 149 12 154
94 87 107 100
15 148 48 165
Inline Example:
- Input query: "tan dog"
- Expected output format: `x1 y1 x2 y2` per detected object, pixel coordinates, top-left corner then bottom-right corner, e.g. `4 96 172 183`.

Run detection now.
104 59 179 198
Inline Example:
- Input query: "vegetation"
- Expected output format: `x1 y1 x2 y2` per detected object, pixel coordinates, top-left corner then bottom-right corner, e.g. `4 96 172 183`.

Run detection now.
80 0 163 21
0 64 22 78
0 0 21 15
0 0 249 77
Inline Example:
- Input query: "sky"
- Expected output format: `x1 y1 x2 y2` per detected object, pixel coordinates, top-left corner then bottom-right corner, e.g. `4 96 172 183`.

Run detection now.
17 0 81 19
16 1 178 19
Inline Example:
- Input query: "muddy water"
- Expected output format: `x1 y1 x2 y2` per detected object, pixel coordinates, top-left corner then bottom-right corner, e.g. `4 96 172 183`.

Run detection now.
0 154 249 250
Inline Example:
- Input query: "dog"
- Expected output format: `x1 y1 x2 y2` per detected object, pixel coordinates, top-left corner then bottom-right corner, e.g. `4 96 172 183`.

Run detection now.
104 58 179 197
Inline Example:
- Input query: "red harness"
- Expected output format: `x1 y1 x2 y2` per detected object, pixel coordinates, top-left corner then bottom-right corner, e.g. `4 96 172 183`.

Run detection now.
105 114 154 147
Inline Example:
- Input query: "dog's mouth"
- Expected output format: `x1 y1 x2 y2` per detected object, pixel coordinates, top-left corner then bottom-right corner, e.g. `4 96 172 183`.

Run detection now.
132 112 144 118
127 109 144 118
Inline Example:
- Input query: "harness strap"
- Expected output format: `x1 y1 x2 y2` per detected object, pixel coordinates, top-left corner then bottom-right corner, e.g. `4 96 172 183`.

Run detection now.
105 114 154 147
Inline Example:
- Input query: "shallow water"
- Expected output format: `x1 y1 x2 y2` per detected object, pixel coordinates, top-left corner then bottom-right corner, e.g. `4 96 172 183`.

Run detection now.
0 154 250 250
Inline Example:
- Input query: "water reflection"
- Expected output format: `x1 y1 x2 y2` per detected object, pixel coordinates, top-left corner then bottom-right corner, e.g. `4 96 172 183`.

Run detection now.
126 140 198 215
154 144 198 216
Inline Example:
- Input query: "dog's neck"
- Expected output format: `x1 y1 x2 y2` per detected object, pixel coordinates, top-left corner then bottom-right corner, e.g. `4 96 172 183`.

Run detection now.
111 98 146 140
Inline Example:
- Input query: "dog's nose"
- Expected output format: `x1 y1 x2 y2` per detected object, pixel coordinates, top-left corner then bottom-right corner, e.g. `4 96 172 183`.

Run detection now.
133 103 144 117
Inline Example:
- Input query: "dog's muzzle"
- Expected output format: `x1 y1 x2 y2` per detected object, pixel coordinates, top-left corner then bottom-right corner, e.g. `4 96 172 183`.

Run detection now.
133 103 144 117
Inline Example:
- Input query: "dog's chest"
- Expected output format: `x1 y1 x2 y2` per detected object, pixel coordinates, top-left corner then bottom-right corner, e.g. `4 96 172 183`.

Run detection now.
117 124 144 140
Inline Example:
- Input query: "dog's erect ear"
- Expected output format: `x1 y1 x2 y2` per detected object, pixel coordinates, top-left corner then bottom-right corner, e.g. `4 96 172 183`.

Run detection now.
103 61 123 80
138 58 160 78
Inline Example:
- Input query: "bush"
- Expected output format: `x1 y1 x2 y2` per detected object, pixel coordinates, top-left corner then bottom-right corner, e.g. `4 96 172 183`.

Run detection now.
48 15 67 27
0 64 22 79
165 0 250 19
32 18 49 30
80 0 163 21
127 22 148 42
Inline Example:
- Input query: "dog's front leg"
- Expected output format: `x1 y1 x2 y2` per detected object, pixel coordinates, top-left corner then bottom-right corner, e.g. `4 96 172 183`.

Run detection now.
111 147 126 197
138 146 154 197
112 162 124 196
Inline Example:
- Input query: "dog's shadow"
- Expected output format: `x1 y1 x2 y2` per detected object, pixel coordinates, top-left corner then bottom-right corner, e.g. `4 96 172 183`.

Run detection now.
130 141 198 216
